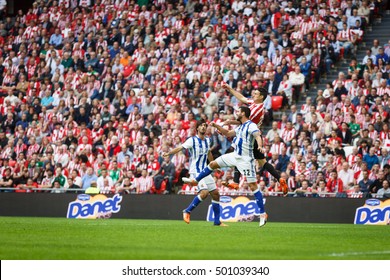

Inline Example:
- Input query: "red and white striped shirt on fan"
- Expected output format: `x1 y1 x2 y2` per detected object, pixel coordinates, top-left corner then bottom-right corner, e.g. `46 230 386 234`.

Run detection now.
247 99 265 127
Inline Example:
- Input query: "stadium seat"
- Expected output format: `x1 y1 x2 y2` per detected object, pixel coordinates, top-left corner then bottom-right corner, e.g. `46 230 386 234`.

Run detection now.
271 96 283 111
310 70 316 84
339 47 345 60
173 169 181 184
150 180 167 194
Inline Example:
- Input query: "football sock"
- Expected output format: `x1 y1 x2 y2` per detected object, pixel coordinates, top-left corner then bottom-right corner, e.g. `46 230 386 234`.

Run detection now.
233 166 240 184
212 200 221 225
195 165 213 182
253 189 265 214
184 195 203 213
263 162 281 180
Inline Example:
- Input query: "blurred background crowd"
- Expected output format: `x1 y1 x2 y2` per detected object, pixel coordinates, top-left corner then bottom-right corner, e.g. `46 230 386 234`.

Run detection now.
0 0 389 199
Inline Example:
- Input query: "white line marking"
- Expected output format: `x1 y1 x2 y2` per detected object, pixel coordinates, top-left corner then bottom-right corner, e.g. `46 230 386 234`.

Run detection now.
326 251 390 257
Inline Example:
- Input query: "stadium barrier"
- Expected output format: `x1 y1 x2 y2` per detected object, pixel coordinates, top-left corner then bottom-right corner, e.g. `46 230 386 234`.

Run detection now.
2 187 374 198
0 192 379 224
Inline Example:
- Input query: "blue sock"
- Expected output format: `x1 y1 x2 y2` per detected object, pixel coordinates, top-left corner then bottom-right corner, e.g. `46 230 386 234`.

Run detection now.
253 189 265 214
195 165 213 182
184 195 203 213
212 200 221 225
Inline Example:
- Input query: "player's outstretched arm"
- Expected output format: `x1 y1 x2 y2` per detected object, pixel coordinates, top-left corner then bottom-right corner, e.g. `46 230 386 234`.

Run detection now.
224 119 241 126
162 146 183 158
211 122 236 138
222 83 248 104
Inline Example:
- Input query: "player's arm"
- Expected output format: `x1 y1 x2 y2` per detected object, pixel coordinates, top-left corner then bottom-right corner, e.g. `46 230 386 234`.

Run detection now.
224 119 241 126
222 83 249 104
253 131 264 153
211 122 236 138
207 150 214 162
162 145 183 158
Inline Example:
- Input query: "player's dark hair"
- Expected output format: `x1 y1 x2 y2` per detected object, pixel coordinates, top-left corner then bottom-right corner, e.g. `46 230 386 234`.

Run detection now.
256 87 268 100
239 106 251 118
196 119 207 130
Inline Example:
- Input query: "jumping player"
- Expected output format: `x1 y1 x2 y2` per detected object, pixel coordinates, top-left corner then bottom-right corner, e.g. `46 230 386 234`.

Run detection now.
222 83 288 195
163 121 227 226
183 107 268 227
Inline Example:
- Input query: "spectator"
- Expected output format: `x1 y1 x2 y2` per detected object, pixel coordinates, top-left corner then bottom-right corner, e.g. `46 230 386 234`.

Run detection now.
276 147 290 172
265 121 280 144
69 170 82 190
277 74 293 107
0 167 14 191
370 170 385 195
319 113 338 138
294 179 311 197
321 39 336 74
97 169 114 194
85 181 100 195
376 47 389 64
81 167 98 190
363 147 380 170
51 180 64 193
358 170 374 197
326 170 345 196
0 0 385 199
377 180 390 198
280 121 297 146
338 162 355 188
49 28 63 49
338 122 353 146
154 156 176 194
362 49 377 65
289 66 305 103
134 169 154 194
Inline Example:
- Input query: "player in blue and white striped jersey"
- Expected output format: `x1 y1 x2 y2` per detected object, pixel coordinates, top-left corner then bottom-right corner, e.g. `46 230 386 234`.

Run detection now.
163 121 226 226
183 107 268 227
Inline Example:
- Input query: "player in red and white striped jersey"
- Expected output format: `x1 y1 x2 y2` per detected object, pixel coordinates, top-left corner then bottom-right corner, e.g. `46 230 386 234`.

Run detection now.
220 83 288 195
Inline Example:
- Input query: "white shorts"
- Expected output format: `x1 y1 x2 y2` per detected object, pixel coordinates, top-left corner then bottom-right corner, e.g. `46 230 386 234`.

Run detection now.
215 152 257 183
189 173 217 193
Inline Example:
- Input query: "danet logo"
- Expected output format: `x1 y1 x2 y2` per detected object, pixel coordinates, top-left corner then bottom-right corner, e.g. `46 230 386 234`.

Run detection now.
354 199 390 225
365 199 380 206
207 196 266 222
220 196 232 203
67 194 122 219
77 194 90 201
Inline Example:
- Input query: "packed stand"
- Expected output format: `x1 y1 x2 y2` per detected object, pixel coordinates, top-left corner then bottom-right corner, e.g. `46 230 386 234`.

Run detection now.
0 0 388 199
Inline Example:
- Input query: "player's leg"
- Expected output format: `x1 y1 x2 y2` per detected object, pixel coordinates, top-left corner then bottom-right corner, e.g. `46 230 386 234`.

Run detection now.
257 158 288 195
182 161 219 185
224 140 271 191
182 184 209 224
183 153 234 186
207 178 227 227
233 167 241 185
255 141 288 195
236 157 267 227
221 167 240 190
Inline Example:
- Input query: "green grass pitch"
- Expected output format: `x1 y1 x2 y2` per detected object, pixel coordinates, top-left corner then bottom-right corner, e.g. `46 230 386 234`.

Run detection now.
0 217 389 260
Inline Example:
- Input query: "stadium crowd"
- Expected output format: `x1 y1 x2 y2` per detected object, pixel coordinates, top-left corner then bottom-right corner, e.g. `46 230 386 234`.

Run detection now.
0 0 389 199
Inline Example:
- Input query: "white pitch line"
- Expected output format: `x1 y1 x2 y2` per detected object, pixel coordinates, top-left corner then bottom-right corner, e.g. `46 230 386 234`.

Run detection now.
326 251 390 257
